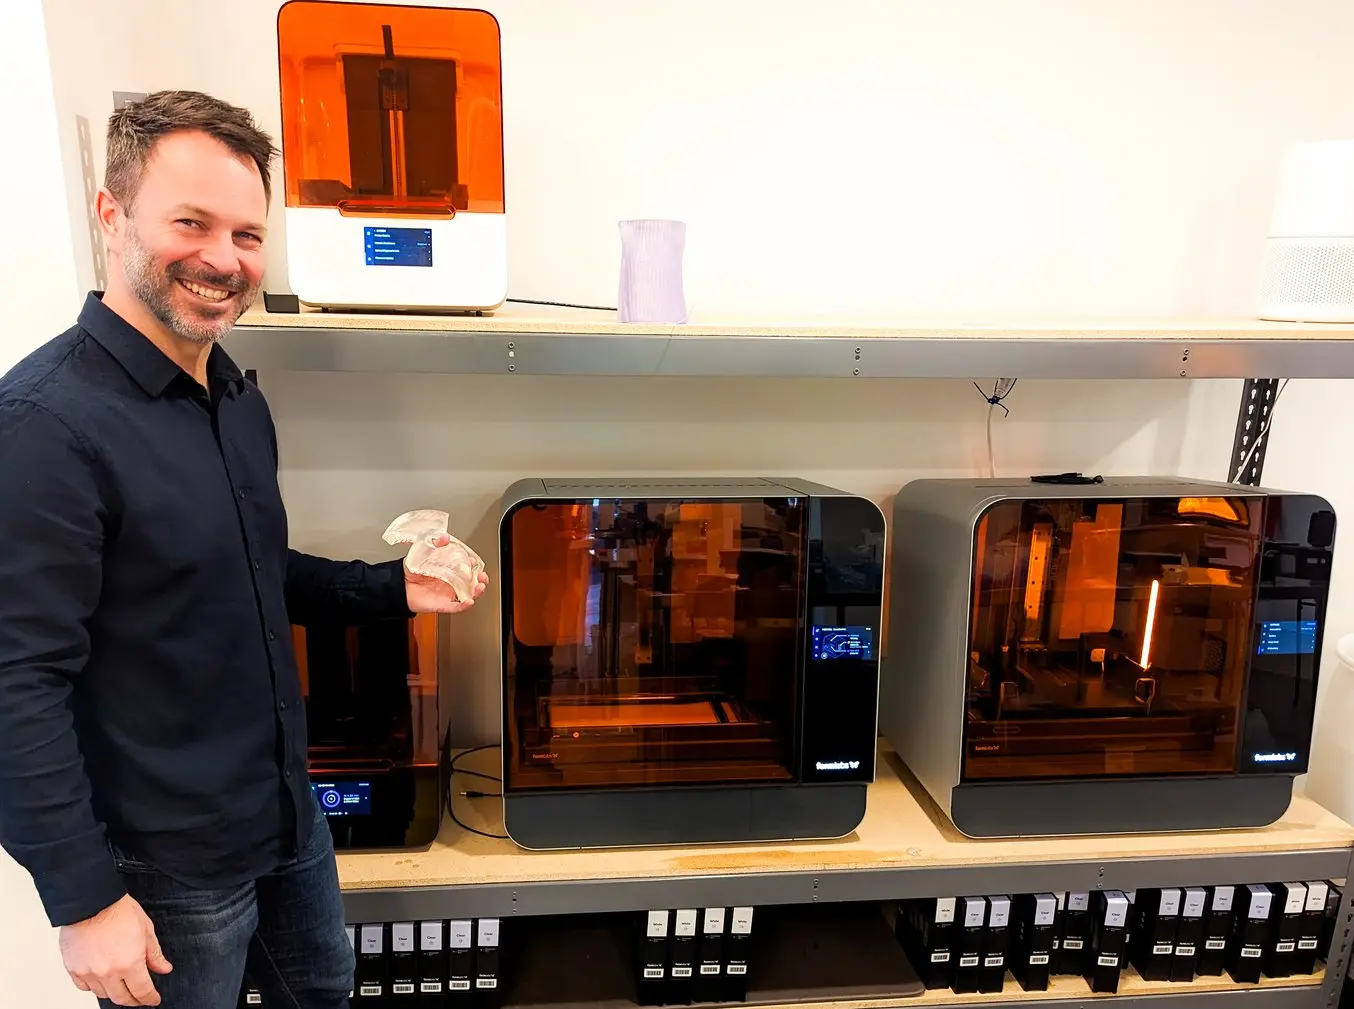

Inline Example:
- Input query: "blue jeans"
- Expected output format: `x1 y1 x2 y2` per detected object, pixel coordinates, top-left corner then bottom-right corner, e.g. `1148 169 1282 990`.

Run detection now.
100 803 353 1009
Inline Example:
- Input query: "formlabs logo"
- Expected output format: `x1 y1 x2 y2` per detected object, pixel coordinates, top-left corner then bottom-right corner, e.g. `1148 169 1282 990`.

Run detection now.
815 759 861 772
1252 751 1298 764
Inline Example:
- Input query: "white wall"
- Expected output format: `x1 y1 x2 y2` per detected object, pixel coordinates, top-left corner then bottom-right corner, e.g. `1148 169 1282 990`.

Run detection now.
7 0 1354 1003
0 4 97 1007
0 0 79 356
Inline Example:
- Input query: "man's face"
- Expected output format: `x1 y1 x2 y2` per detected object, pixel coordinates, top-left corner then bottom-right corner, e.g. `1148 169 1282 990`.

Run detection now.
109 130 268 346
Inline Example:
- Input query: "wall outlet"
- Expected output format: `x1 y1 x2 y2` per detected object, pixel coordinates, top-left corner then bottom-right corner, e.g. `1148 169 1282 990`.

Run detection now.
112 91 147 110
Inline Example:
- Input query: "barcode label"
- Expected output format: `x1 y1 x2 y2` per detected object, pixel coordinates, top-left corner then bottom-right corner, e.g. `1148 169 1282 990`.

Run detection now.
358 985 383 998
984 955 1004 967
1205 939 1227 950
1030 954 1050 965
700 964 720 975
393 983 416 995
1241 947 1262 959
420 983 442 994
643 967 664 979
476 979 498 989
1098 954 1119 967
727 964 747 975
672 967 692 978
245 997 261 1006
450 980 471 991
1299 939 1320 951
1062 939 1084 950
1175 945 1195 957
931 951 951 963
1276 941 1296 953
1153 944 1173 956
959 955 980 967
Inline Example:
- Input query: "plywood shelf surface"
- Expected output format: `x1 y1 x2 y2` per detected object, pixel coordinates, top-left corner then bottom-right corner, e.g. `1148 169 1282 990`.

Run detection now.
237 302 1354 341
335 747 1354 908
741 972 1321 1007
229 302 1354 379
731 970 1321 1007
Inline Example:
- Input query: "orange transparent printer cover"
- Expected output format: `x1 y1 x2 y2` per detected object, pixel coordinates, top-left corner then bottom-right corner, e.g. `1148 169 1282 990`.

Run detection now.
277 1 504 217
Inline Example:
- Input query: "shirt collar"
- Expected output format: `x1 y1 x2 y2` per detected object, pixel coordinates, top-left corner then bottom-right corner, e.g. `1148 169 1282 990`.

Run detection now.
78 291 246 399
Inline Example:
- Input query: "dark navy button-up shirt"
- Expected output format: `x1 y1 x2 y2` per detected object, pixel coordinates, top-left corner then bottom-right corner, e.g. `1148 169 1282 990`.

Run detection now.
0 292 411 926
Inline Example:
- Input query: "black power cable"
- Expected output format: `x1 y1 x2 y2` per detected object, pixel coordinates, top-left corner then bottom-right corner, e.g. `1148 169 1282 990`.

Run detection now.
446 743 508 840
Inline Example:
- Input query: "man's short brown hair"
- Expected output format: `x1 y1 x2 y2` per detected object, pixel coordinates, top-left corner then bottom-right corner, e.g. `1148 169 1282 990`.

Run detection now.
105 90 279 208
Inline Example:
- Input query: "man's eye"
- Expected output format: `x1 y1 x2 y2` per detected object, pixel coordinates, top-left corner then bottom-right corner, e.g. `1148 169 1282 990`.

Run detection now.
237 232 262 245
177 219 203 229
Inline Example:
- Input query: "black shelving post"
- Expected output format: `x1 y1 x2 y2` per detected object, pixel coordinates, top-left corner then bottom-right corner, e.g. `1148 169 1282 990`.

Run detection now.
1229 379 1281 485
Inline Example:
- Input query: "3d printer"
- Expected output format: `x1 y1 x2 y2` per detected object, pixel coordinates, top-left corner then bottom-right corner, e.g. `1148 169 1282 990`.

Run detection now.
294 612 448 849
498 477 886 849
881 477 1335 838
276 1 506 311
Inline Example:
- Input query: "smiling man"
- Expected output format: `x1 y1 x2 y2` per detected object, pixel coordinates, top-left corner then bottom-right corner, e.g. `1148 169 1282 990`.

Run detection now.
104 95 271 376
0 91 487 1009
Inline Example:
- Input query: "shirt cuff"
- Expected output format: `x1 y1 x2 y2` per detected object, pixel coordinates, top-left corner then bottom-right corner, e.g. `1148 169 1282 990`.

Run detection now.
32 838 128 927
368 558 414 619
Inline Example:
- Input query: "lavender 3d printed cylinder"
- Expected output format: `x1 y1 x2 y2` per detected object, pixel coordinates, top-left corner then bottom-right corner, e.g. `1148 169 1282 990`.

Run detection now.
618 219 687 324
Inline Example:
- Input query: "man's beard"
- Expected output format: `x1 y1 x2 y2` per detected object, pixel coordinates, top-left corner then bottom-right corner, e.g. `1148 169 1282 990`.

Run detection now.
121 223 258 346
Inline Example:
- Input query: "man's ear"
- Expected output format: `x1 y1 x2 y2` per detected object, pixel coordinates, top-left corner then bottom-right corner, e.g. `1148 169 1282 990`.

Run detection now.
94 187 126 253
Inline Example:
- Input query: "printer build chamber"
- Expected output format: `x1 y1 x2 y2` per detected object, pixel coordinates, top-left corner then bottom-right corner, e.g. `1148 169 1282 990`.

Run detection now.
881 477 1335 838
498 478 886 849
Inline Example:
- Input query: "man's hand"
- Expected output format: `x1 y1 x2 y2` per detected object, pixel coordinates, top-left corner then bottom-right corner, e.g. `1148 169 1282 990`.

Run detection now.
403 533 490 614
59 894 173 1006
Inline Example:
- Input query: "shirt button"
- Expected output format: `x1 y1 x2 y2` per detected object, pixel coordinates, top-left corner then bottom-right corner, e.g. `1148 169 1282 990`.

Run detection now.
284 767 292 779
237 489 246 499
253 560 260 571
268 630 276 641
279 699 287 711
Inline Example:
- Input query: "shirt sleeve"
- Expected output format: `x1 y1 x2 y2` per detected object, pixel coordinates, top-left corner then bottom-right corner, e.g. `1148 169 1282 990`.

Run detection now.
284 552 413 626
0 399 128 926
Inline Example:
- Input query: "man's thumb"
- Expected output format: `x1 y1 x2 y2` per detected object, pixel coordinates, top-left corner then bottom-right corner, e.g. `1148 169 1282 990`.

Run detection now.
146 936 173 974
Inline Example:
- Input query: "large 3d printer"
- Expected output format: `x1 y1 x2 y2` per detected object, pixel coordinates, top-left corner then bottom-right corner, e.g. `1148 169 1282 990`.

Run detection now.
497 477 887 849
881 477 1335 838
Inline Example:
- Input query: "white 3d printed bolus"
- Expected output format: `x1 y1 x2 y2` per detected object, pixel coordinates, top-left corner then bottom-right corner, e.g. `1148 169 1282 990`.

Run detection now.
382 509 485 603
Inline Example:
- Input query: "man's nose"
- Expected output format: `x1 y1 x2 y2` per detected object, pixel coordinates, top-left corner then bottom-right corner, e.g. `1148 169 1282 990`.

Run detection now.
197 230 242 277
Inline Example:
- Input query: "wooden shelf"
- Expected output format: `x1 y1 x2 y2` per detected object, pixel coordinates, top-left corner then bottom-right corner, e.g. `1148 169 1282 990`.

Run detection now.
917 969 1319 1004
237 302 1354 340
335 746 1354 924
228 302 1354 379
333 748 1354 1006
337 747 1354 892
738 971 1322 1008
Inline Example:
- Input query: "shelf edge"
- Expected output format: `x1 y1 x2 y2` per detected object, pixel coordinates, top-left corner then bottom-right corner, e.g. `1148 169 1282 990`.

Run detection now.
226 326 1354 380
338 845 1354 921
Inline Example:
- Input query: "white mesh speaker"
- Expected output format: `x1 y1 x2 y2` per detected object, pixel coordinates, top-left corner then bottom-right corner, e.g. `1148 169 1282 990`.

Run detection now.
1258 139 1354 323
